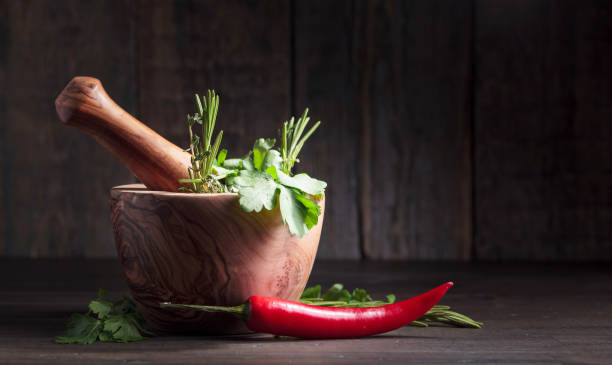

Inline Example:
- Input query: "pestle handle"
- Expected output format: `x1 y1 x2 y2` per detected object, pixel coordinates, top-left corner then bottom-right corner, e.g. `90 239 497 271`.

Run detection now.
55 77 191 192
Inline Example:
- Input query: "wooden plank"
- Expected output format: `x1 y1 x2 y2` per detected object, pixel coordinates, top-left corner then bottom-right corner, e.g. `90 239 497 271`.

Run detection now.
295 0 472 259
1 259 612 364
474 0 612 260
0 0 138 257
138 0 290 167
293 0 361 259
0 1 9 256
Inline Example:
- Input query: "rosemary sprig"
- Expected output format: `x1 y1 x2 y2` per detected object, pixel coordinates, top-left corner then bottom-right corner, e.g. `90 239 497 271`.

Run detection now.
280 108 321 175
179 91 225 193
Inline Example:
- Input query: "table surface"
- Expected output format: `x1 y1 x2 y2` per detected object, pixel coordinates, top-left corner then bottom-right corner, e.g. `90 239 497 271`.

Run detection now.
1 259 611 365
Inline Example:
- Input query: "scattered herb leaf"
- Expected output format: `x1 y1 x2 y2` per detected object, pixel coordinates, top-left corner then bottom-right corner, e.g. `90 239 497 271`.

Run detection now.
55 290 153 344
300 283 482 328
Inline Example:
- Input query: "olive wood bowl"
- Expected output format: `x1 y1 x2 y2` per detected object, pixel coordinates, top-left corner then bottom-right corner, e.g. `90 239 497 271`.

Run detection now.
110 184 324 334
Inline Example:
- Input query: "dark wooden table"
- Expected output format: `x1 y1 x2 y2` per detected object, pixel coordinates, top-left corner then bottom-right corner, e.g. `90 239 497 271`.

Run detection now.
1 259 610 364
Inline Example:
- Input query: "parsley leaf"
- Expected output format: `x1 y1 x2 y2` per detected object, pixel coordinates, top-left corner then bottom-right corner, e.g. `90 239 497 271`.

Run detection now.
278 186 310 237
228 170 278 212
55 314 103 344
294 193 321 229
252 138 276 171
300 283 482 328
321 283 352 301
276 170 326 196
55 290 153 344
216 114 326 237
103 315 145 342
88 289 112 319
261 149 283 172
300 285 322 299
351 288 372 302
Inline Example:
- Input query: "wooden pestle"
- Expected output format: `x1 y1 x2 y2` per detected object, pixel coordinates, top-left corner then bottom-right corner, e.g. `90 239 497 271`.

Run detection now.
55 77 191 192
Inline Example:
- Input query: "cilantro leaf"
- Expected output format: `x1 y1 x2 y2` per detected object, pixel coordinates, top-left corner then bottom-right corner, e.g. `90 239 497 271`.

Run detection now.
252 138 276 171
226 165 323 237
351 288 372 302
300 285 322 299
88 289 113 319
89 300 112 320
222 158 242 170
211 164 237 180
276 170 326 195
229 170 278 212
55 314 103 344
322 283 351 302
104 315 145 342
98 331 113 342
241 156 255 171
265 165 278 180
56 290 153 344
261 149 283 172
294 193 321 229
278 186 310 237
386 294 396 304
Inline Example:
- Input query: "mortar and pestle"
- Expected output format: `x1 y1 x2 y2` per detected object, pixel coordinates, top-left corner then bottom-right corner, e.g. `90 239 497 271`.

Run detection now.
55 77 324 334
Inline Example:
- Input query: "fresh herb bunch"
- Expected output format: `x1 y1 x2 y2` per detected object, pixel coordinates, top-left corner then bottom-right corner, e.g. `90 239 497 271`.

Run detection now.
55 289 153 344
178 90 326 238
223 133 326 237
300 283 482 329
179 91 226 193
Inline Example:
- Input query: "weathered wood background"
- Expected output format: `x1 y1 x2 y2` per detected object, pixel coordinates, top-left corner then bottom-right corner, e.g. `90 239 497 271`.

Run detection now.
1 0 611 260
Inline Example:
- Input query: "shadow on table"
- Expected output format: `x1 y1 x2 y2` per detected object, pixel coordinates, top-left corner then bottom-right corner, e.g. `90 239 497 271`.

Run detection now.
191 333 434 342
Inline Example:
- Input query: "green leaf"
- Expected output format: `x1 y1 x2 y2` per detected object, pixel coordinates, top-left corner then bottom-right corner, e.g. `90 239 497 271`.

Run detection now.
322 283 350 302
55 314 103 344
56 291 153 344
252 138 276 171
222 158 243 170
276 170 326 195
217 148 227 165
98 331 113 342
278 186 309 237
265 165 278 180
294 193 321 229
89 299 112 320
242 156 255 171
300 285 322 299
261 149 283 172
230 170 278 212
386 294 396 304
104 315 145 342
211 165 237 180
351 288 372 302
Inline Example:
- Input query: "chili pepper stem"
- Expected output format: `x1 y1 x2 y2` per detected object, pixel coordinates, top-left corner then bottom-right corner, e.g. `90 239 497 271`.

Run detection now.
159 302 249 321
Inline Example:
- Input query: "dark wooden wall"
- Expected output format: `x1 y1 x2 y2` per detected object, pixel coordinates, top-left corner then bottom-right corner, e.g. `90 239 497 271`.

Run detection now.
1 0 611 261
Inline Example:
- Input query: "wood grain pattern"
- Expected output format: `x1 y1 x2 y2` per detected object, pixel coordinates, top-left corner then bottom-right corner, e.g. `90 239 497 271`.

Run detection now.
0 0 138 257
55 77 191 192
2 0 612 261
295 0 472 260
474 0 612 260
110 184 324 334
2 259 612 364
293 0 361 259
138 0 290 165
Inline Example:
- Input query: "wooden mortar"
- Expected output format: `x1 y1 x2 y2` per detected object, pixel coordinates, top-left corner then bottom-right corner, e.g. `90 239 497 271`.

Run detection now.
56 77 325 334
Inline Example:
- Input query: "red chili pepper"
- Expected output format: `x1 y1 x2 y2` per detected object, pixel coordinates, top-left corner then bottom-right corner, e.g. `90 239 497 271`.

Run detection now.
161 282 453 339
